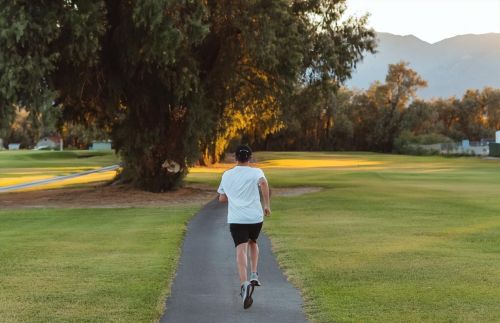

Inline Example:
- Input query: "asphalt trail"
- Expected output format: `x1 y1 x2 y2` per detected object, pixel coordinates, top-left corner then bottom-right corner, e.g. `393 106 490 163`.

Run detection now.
161 199 308 323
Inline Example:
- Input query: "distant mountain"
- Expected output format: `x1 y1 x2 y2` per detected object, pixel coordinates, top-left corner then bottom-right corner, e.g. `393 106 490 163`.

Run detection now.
347 32 500 99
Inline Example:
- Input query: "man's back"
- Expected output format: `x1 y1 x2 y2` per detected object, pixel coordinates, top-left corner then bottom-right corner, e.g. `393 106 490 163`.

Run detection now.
218 166 265 224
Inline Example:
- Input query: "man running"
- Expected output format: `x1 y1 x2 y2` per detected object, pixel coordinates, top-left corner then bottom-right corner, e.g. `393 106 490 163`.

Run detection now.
217 145 271 309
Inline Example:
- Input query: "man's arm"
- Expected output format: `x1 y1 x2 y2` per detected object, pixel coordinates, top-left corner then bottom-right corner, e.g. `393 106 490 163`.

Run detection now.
259 177 271 216
219 193 228 203
217 175 227 203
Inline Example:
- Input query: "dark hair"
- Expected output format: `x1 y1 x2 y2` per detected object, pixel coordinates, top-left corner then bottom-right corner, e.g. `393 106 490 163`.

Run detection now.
235 145 252 162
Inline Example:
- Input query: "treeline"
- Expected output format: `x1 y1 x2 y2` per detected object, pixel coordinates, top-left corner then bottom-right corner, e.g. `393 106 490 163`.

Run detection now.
2 2 497 191
246 62 500 154
0 105 108 149
0 1 376 191
3 62 499 156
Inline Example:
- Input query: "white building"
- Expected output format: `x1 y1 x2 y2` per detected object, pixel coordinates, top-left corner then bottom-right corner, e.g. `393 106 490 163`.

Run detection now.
35 136 62 150
90 140 112 150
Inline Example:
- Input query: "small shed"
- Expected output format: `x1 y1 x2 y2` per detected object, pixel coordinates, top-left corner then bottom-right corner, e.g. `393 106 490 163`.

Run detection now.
35 136 62 150
8 143 21 150
90 140 112 150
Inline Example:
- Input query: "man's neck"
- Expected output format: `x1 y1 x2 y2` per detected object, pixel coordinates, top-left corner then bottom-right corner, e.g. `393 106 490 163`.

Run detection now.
237 161 250 166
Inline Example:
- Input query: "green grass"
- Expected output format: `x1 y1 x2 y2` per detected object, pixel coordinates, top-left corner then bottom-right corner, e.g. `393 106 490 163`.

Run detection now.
0 206 199 322
189 152 500 322
0 150 120 177
0 150 121 189
0 150 119 168
3 151 499 322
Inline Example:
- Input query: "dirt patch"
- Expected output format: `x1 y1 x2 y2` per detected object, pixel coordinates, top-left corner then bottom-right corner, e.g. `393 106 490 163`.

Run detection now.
189 183 323 197
272 186 322 197
0 183 322 209
0 184 217 209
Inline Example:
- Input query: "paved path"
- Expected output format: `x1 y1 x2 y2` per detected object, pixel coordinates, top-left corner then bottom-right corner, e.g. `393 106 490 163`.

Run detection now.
161 199 308 323
0 165 120 193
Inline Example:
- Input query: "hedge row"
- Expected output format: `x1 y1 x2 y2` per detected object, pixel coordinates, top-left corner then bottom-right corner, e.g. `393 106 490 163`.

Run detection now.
489 143 500 157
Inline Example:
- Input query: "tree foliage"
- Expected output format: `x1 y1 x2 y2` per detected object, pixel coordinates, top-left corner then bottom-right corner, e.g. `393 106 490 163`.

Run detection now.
0 0 376 191
267 62 500 153
197 0 376 163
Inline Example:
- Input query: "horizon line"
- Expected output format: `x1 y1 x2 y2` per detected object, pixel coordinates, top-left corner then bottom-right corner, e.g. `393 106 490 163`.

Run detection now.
375 31 500 45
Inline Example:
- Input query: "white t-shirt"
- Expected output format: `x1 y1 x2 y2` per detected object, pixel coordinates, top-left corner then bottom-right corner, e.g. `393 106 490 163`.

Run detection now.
217 166 266 224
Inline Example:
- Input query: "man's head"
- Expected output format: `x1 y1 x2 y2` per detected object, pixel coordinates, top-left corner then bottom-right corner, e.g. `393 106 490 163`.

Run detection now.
235 145 252 163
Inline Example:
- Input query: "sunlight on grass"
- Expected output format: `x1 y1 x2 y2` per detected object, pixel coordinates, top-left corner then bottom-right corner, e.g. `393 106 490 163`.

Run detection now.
2 171 118 192
0 175 54 186
189 164 231 173
259 158 383 168
2 150 500 322
189 152 500 322
188 156 384 173
0 167 112 186
0 171 118 192
0 151 120 192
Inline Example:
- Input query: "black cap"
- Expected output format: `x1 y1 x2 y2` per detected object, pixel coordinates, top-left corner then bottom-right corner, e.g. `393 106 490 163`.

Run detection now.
235 145 252 162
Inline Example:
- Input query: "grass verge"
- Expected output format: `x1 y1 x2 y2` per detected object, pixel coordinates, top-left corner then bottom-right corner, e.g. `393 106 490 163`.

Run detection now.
0 150 120 190
0 206 199 322
189 152 500 322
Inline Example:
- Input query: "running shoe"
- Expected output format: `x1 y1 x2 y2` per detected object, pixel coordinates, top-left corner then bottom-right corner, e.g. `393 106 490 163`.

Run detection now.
249 272 261 286
240 281 254 309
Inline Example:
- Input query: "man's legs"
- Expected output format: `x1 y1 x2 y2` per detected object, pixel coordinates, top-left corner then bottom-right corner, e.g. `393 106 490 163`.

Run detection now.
248 240 261 286
232 225 265 309
236 242 249 284
236 240 259 283
248 240 259 273
231 223 263 283
236 241 254 309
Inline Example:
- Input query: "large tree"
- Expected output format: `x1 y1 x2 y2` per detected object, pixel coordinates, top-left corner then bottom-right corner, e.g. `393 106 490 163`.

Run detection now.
197 0 376 162
482 87 500 132
371 62 427 151
0 0 375 191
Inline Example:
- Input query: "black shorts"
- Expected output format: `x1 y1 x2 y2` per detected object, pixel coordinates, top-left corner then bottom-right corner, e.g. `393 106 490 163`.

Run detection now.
229 222 263 247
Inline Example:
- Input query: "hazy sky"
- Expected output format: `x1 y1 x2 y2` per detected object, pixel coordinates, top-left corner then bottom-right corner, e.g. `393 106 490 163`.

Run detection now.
345 0 500 43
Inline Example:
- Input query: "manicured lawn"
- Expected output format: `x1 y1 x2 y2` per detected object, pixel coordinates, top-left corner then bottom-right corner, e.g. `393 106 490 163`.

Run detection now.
0 150 120 189
188 152 500 322
0 150 119 169
0 206 199 322
3 151 499 322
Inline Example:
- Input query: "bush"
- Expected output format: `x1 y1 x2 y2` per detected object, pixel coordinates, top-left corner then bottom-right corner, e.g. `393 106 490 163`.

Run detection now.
394 132 452 155
490 143 500 157
417 133 453 145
